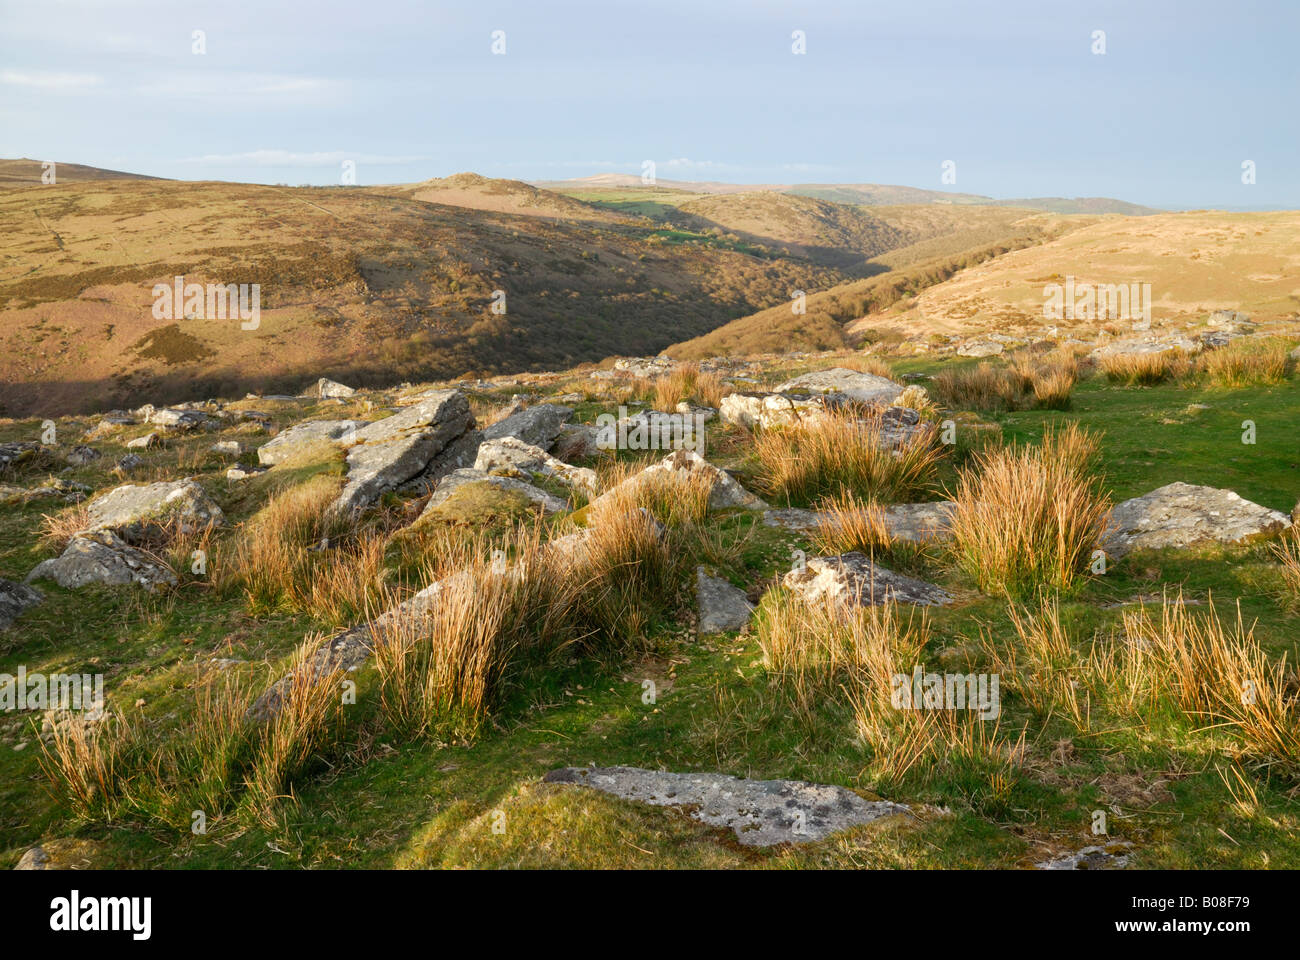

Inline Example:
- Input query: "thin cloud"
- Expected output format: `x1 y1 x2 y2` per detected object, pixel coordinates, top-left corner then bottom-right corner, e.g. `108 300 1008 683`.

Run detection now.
1 70 103 90
180 149 427 167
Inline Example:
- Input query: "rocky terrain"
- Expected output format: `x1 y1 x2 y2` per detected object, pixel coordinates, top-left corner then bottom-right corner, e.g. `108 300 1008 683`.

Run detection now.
2 313 1298 870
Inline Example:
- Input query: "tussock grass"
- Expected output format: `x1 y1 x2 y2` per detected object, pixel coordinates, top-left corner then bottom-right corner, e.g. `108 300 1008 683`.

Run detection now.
652 361 726 409
751 408 942 506
594 458 714 528
38 501 92 550
809 491 932 572
1201 337 1292 387
217 475 384 626
935 354 1077 412
1100 349 1189 385
947 424 1109 598
1271 526 1300 610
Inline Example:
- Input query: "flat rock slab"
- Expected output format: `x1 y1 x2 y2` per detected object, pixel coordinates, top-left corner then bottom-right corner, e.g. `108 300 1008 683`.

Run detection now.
1035 842 1134 870
421 468 568 515
765 501 954 542
482 403 572 451
27 530 177 592
475 436 597 495
256 419 369 466
784 552 953 607
543 766 909 847
0 578 43 629
696 567 754 633
956 340 1005 357
1103 482 1291 558
83 479 224 542
773 368 904 406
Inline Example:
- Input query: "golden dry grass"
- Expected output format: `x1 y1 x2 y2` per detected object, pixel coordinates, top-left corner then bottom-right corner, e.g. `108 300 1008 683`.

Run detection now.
947 424 1109 598
1200 336 1293 387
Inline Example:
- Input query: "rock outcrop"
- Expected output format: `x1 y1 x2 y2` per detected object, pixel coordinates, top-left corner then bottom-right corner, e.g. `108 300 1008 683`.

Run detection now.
82 479 224 543
543 766 909 847
1103 482 1292 558
27 530 178 591
696 568 754 633
482 403 572 451
783 552 953 607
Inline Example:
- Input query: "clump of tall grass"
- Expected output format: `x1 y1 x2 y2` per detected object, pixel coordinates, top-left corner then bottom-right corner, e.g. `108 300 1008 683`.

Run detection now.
594 457 714 527
751 408 943 506
1100 349 1189 385
651 362 727 410
217 475 386 626
933 354 1077 412
947 424 1109 598
810 491 932 572
1200 337 1293 387
1271 526 1300 610
1103 594 1300 776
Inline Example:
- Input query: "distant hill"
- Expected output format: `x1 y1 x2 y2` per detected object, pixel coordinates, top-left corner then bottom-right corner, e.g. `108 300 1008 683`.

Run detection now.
670 192 910 270
371 172 625 222
539 175 1159 215
0 157 158 187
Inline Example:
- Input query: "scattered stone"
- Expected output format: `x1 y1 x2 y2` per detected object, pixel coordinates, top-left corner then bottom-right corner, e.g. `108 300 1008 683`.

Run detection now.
211 440 242 457
256 419 369 466
675 401 717 422
125 432 163 450
612 356 676 378
1093 336 1200 358
783 552 953 607
957 340 1005 358
1207 310 1254 333
13 839 103 871
115 454 144 473
0 578 43 629
773 368 904 406
310 377 356 399
719 391 832 430
543 766 909 847
0 478 89 506
1035 842 1134 870
333 390 476 513
149 408 215 431
64 445 101 467
587 449 767 513
27 530 178 591
696 568 753 634
474 436 598 495
553 423 601 460
226 464 268 481
421 469 568 515
82 478 224 543
1103 482 1292 558
482 403 572 450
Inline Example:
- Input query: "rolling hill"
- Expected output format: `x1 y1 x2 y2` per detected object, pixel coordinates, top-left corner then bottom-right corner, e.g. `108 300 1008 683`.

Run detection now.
370 172 626 222
0 177 847 415
0 157 160 187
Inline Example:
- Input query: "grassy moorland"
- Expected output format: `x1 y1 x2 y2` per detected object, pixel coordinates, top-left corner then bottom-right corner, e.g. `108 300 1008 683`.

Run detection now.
2 339 1297 870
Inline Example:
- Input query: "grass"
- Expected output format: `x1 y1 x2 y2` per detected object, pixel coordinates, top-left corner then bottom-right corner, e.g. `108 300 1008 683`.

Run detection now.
751 408 944 507
1100 349 1190 385
4 348 1300 871
1201 337 1293 387
947 424 1110 599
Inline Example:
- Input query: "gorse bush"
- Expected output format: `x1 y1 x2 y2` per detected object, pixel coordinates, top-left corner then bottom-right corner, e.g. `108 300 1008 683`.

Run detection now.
947 424 1109 598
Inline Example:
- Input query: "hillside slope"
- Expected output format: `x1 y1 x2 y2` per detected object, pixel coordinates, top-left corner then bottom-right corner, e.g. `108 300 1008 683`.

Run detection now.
0 179 840 415
371 172 626 222
0 157 159 186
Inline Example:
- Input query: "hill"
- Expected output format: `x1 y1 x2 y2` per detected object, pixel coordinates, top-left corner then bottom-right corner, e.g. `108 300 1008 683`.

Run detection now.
847 209 1300 341
0 178 842 415
0 157 159 187
371 172 625 222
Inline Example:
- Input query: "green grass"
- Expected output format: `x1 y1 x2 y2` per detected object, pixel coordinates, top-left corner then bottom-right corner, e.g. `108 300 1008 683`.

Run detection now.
2 361 1298 870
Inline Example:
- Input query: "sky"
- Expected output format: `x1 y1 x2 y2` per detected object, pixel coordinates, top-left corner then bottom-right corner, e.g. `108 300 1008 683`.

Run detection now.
1 0 1296 209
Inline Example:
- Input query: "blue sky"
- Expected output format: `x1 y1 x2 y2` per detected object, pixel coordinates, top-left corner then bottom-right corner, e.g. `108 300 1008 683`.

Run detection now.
1 0 1295 209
